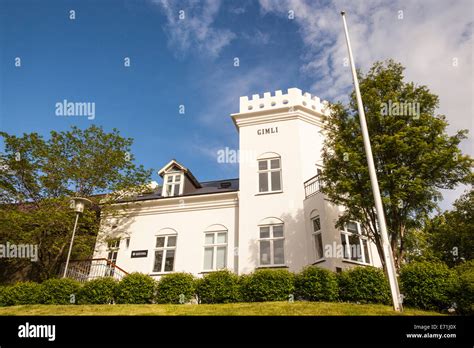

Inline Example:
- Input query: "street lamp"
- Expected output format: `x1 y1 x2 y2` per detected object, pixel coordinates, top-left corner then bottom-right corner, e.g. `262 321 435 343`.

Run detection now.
63 197 92 278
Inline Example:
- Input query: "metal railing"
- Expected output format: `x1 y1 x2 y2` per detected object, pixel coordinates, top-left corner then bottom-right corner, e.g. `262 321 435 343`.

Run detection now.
304 174 322 199
60 258 128 282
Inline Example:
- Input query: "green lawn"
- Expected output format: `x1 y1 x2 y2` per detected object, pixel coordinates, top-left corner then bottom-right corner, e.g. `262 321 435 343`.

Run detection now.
0 301 442 316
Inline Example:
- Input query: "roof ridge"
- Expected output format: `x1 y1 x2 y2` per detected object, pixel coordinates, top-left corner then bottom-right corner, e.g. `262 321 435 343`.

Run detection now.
199 178 239 184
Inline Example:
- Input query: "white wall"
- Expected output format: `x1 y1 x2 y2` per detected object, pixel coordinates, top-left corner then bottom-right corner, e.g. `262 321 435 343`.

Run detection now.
303 194 383 271
237 119 308 273
94 192 238 278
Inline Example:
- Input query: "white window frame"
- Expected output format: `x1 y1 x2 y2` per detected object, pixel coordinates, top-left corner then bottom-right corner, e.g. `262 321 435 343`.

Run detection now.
152 234 177 273
311 216 324 261
106 238 120 277
163 172 183 197
203 231 228 271
258 224 285 266
340 221 371 264
257 157 282 193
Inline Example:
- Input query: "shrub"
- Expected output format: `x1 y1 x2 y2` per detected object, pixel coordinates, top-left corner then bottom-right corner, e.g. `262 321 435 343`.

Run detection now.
295 266 339 302
400 261 457 311
3 282 43 305
454 260 474 315
338 266 390 304
453 261 474 315
78 277 118 304
196 270 241 304
116 273 156 304
453 260 474 315
240 269 294 302
155 273 195 304
0 282 43 306
40 278 81 305
0 286 7 306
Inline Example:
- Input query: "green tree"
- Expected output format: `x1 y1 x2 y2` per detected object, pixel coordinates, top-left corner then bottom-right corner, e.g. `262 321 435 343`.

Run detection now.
0 126 152 282
320 60 472 272
425 188 473 266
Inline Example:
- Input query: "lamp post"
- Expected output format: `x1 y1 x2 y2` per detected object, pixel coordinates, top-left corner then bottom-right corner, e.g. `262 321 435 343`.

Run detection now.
340 11 402 311
63 197 92 278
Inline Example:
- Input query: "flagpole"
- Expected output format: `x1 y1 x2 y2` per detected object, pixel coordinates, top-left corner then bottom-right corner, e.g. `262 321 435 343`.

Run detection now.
340 11 402 311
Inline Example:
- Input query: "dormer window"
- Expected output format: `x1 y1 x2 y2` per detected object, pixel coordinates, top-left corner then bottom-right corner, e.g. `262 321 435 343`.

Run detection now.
158 159 202 197
164 173 183 197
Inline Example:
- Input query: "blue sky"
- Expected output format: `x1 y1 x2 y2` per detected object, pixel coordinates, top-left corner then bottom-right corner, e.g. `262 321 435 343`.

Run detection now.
0 0 472 210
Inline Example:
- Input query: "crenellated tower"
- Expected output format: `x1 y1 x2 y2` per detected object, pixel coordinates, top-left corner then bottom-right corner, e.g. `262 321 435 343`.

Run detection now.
231 88 331 273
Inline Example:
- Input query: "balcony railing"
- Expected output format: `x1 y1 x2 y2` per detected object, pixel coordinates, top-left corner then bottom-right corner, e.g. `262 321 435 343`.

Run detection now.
59 258 128 283
304 174 322 199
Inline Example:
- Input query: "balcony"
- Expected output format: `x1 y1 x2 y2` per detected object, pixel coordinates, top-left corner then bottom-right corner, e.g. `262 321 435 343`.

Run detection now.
304 174 322 199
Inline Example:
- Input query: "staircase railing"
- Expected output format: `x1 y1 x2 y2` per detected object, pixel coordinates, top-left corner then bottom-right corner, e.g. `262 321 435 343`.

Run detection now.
60 258 128 282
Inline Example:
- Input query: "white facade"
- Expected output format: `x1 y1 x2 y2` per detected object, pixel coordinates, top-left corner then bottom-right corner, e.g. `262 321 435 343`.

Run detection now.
93 88 382 279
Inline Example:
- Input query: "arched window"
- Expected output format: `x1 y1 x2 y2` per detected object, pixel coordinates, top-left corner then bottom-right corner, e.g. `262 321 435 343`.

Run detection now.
257 152 282 193
153 228 177 273
203 224 228 271
258 217 285 266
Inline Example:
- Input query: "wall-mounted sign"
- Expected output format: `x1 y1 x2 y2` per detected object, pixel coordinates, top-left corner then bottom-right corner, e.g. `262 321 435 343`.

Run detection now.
131 250 148 258
257 127 278 135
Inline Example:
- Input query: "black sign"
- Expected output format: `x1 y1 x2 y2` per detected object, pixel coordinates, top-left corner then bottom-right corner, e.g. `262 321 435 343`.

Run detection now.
131 250 148 258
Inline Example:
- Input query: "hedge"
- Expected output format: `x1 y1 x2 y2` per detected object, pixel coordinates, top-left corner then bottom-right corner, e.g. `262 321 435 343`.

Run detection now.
295 266 339 302
115 273 156 304
40 278 81 305
240 269 294 302
1 262 470 313
0 286 6 306
400 261 458 311
0 282 43 306
453 261 474 315
78 277 118 304
155 273 195 304
196 270 241 304
338 266 391 304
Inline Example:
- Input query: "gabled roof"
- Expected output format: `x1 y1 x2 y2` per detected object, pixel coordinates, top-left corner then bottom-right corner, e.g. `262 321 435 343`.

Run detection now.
157 159 201 188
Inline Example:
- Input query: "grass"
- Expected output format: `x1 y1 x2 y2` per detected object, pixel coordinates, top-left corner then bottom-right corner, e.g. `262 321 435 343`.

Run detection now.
0 301 443 316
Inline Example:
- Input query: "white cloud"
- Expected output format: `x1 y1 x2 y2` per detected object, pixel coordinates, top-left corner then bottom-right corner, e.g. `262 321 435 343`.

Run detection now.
259 0 473 209
229 6 247 15
241 29 271 45
153 0 236 58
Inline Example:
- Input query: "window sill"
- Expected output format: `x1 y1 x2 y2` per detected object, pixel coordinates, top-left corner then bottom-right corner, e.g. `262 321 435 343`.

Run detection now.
342 259 371 266
149 272 174 276
161 194 183 198
255 190 283 196
312 259 326 265
256 265 288 269
199 269 227 274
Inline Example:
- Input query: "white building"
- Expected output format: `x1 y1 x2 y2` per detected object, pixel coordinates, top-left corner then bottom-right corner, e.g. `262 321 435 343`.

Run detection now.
92 88 382 279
